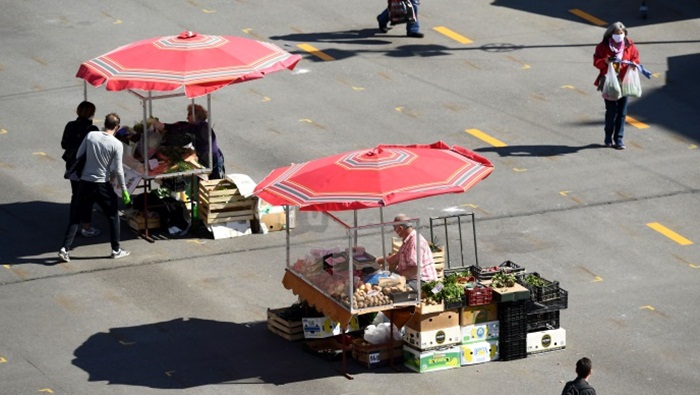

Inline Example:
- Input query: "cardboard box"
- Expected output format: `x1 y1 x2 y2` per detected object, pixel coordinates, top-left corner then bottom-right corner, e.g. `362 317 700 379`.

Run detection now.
491 283 530 302
461 320 500 344
460 340 499 365
406 310 459 332
460 303 499 326
258 202 296 232
403 345 461 373
527 328 566 354
302 316 359 339
404 325 461 350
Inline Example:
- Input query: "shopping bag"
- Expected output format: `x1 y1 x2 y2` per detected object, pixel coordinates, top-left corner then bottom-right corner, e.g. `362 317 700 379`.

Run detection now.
388 0 416 25
601 66 622 101
63 154 86 181
621 66 642 97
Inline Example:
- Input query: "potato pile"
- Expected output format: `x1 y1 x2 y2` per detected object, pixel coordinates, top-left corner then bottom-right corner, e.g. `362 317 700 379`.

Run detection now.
341 283 392 309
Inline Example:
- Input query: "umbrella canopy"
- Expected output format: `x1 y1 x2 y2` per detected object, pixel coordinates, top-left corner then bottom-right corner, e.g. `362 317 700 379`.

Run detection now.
254 141 494 212
76 31 302 98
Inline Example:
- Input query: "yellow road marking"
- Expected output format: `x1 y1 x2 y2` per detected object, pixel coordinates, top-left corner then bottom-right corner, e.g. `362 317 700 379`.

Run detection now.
1 129 7 134
626 116 649 129
39 390 54 394
0 356 6 363
433 26 473 44
569 9 607 26
689 144 697 149
459 203 478 208
561 85 575 89
32 152 47 156
299 119 313 123
639 305 655 311
513 168 527 172
465 128 507 147
202 9 215 13
647 222 693 245
297 44 334 61
559 191 571 196
351 86 365 91
591 276 603 282
113 19 123 24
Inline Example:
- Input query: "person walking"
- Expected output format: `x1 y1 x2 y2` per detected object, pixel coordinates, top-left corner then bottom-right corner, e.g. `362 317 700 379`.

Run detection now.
593 21 641 150
377 0 424 38
59 113 131 262
562 357 597 395
61 101 101 237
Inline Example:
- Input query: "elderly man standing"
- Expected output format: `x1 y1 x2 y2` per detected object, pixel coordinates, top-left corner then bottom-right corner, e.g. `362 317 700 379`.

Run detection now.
376 214 437 290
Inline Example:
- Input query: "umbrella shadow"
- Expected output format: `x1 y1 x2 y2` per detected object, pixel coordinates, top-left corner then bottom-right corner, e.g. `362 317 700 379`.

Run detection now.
71 317 376 388
474 143 603 157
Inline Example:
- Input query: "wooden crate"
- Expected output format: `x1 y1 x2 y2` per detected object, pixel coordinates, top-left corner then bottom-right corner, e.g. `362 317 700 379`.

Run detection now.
197 178 256 225
128 212 161 230
352 338 404 368
267 307 304 341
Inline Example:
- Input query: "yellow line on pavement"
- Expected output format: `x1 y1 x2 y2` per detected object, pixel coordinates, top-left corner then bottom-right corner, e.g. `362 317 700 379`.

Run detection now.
297 44 334 61
626 115 649 129
647 222 693 245
465 129 507 147
433 26 473 44
569 9 607 26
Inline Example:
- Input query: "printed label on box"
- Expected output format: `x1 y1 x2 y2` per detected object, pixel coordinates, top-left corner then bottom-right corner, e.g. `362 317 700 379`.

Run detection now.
460 340 499 365
461 320 500 344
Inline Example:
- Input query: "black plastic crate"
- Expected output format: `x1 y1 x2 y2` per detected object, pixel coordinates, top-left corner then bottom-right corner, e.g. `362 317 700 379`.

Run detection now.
524 289 569 313
470 260 525 281
527 310 560 333
498 301 528 322
517 272 561 303
499 338 527 361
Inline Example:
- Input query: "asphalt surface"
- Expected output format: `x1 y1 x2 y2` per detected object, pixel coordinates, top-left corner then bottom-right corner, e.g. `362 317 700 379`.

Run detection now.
1 1 699 394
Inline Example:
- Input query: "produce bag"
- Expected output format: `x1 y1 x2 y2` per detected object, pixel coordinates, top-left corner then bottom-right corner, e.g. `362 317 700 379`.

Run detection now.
621 66 642 97
388 0 416 25
601 66 622 101
363 322 403 344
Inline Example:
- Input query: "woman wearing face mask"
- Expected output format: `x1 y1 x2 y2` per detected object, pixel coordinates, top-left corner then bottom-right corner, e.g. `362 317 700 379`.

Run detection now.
593 21 640 150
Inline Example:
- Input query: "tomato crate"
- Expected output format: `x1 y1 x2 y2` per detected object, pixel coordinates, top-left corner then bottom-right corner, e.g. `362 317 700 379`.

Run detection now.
465 285 493 306
470 260 525 281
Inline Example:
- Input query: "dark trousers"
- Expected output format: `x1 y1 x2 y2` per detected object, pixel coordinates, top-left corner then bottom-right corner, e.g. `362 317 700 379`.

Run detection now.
63 181 121 252
70 180 93 225
604 96 629 145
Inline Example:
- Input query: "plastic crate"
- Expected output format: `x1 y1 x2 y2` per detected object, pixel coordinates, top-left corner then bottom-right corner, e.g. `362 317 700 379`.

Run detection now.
517 272 560 303
470 260 525 281
526 310 560 333
499 338 527 361
498 301 528 323
524 289 569 312
465 285 493 306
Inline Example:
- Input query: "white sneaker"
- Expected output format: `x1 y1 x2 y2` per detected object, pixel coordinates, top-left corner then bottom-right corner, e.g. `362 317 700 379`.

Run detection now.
58 248 70 262
111 249 130 259
81 226 101 237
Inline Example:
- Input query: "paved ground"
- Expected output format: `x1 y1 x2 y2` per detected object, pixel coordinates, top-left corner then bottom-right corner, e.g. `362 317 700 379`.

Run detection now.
1 1 699 394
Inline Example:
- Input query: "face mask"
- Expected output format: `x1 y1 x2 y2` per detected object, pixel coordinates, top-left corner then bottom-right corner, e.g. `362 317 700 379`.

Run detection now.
612 33 625 43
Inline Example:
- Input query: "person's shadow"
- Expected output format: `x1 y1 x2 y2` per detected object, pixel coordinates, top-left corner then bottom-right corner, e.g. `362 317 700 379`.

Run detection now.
474 143 604 157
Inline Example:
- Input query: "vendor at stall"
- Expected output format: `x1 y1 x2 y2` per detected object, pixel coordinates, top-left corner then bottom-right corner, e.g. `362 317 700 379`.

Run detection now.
376 214 438 290
155 104 225 179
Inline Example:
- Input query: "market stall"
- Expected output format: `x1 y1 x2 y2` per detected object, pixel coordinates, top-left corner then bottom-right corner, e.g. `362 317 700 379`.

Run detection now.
75 31 301 240
254 142 495 374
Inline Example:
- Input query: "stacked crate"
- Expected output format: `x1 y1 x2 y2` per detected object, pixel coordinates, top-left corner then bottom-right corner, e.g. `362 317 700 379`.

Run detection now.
403 310 462 373
498 301 528 361
518 272 568 354
459 303 500 366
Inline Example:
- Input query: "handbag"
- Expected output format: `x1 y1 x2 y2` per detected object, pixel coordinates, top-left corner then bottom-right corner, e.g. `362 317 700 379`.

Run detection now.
388 0 416 25
621 66 642 97
64 154 86 181
601 65 622 101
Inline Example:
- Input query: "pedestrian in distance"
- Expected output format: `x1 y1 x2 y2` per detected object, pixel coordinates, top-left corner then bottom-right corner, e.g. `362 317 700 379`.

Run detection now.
562 357 597 395
61 101 101 237
59 113 131 262
377 0 424 38
593 21 641 150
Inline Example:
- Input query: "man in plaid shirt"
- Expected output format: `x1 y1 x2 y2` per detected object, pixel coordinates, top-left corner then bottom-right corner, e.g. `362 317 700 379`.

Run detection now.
377 214 438 290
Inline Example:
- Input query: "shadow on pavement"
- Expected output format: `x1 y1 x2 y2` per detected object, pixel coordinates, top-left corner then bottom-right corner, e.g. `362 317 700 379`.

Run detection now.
72 317 388 388
474 144 604 157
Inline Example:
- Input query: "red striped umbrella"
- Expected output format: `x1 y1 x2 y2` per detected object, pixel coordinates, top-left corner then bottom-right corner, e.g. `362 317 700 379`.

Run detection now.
254 141 494 212
76 31 301 98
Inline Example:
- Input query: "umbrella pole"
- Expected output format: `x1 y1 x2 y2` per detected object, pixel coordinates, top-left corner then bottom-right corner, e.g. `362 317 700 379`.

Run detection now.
380 207 386 270
83 81 87 102
207 94 212 177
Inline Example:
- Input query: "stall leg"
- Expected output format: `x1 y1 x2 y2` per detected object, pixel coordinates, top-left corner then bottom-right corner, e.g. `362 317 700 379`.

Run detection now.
337 334 354 380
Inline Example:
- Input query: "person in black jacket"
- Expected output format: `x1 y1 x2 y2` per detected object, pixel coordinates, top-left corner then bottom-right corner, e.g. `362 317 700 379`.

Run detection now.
562 357 597 394
61 101 100 237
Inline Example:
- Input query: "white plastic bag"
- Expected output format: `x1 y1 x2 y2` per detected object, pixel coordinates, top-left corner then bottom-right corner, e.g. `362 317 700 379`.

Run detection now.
601 65 622 101
363 322 403 344
621 66 642 97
